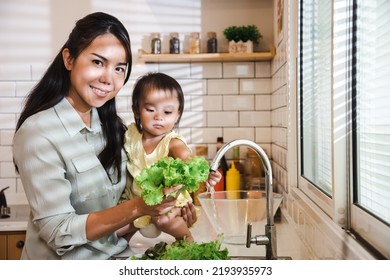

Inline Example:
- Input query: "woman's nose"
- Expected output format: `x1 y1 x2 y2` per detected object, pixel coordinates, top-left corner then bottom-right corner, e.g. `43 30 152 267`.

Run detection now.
99 68 113 84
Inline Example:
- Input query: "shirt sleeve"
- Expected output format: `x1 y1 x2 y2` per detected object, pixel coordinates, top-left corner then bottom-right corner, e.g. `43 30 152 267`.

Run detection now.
13 120 89 254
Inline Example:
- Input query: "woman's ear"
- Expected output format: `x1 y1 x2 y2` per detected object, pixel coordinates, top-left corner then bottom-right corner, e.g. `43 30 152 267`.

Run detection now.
62 48 73 71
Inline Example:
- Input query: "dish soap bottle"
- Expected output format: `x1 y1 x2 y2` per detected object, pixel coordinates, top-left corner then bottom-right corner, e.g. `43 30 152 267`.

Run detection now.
226 161 240 198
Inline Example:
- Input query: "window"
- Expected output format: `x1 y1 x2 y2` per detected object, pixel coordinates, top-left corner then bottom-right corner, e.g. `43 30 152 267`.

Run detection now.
299 0 390 258
300 0 333 196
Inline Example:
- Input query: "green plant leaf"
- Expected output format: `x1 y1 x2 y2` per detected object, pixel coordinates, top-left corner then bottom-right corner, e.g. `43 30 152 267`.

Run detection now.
223 24 262 44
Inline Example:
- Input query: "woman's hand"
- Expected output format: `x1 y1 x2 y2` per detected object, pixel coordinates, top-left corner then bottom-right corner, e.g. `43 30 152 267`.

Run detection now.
143 184 182 216
181 201 197 227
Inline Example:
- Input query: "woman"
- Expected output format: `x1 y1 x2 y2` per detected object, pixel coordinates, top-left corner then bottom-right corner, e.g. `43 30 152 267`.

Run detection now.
12 12 197 259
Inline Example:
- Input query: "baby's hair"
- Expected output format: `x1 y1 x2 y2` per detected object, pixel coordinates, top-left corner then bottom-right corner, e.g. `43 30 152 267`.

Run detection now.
132 72 185 132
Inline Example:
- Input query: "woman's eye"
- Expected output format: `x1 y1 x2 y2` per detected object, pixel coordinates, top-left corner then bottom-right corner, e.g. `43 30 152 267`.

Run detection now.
116 66 126 73
93 60 103 66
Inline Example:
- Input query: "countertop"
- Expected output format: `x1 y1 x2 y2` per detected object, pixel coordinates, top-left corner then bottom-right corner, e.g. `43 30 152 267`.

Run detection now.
0 204 29 232
0 204 312 259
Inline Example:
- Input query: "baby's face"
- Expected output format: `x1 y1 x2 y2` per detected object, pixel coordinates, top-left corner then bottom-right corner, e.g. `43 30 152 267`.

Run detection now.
138 88 181 138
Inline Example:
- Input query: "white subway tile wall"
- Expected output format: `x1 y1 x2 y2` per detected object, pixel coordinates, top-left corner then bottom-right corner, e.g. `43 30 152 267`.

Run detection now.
0 61 272 202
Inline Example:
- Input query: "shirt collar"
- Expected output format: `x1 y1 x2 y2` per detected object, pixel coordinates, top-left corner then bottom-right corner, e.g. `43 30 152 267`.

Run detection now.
54 98 102 137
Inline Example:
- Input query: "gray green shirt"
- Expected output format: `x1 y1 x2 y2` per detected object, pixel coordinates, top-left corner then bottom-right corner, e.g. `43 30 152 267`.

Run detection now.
13 98 128 259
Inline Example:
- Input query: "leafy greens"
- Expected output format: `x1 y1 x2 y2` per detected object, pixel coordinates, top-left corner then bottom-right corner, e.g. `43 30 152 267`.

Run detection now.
131 236 230 260
135 156 210 206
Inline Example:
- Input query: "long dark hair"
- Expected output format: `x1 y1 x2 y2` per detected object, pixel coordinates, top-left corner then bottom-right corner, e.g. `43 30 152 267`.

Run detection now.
15 12 132 182
132 72 185 133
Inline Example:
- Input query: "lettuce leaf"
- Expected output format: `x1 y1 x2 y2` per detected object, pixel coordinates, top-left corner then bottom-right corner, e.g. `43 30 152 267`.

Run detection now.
135 156 210 205
131 235 230 260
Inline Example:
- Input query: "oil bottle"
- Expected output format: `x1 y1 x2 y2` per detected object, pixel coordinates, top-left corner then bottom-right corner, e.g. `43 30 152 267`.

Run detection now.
214 137 228 191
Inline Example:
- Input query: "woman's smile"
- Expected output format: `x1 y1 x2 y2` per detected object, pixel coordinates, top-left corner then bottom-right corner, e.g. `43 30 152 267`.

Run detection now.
90 85 111 97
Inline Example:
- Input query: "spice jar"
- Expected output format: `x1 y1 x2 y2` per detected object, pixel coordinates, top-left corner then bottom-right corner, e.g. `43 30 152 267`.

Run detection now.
207 32 218 53
189 32 200 54
151 32 161 54
169 32 180 54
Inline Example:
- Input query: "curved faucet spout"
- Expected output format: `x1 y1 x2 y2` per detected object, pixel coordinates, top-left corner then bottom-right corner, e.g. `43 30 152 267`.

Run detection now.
211 139 274 227
211 139 279 259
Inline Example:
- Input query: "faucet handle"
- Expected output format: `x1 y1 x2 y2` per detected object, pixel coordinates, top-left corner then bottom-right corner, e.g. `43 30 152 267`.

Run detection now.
246 223 252 248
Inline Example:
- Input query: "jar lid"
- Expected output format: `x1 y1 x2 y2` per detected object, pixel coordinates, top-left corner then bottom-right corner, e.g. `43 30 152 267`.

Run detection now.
170 32 179 38
207 32 216 38
190 32 200 38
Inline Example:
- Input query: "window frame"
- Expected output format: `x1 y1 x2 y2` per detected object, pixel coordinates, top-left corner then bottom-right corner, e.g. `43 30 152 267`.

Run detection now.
297 0 390 258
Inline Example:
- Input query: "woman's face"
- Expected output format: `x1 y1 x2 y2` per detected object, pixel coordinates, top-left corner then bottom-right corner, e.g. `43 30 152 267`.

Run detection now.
63 33 128 114
138 88 181 140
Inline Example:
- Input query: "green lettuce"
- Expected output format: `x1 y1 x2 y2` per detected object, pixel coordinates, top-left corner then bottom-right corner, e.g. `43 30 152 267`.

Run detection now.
135 156 210 205
131 235 230 260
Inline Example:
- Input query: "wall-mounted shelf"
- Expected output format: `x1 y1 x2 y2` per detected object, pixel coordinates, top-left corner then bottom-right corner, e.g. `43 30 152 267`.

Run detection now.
138 47 275 63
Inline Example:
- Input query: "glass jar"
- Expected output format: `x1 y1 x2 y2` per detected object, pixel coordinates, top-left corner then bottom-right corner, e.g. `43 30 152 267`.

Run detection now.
169 32 180 54
244 148 264 190
189 32 200 54
207 32 218 53
151 32 161 54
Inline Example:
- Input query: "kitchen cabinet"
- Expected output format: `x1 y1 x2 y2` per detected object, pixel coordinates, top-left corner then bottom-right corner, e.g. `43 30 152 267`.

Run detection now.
138 47 275 63
0 231 25 260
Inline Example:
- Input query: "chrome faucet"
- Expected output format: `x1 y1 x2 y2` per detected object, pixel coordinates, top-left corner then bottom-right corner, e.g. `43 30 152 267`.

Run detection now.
210 139 277 260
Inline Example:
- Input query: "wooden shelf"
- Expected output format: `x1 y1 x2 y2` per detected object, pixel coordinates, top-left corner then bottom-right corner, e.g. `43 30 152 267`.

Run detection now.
138 47 275 63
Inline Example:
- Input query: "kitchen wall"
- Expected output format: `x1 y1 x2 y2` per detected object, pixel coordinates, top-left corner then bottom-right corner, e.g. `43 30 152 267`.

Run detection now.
0 0 274 203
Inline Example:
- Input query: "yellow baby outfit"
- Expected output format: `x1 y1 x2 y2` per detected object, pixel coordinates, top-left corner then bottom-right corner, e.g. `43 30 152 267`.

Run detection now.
120 123 193 237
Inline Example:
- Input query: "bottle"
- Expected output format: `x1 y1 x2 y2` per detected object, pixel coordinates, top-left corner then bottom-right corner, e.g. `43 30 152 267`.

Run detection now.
189 32 200 54
214 137 228 191
193 145 208 205
169 32 180 54
244 148 263 190
207 32 218 53
151 33 161 54
231 146 246 190
226 161 240 198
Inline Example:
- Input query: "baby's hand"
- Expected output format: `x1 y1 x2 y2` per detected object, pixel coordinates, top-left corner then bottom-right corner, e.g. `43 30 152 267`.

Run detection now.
205 170 222 190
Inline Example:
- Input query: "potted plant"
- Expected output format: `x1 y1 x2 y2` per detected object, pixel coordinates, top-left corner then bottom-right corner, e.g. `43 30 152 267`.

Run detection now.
223 25 262 53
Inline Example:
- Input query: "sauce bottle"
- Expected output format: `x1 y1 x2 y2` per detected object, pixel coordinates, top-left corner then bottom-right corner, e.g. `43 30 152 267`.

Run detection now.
226 161 240 198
